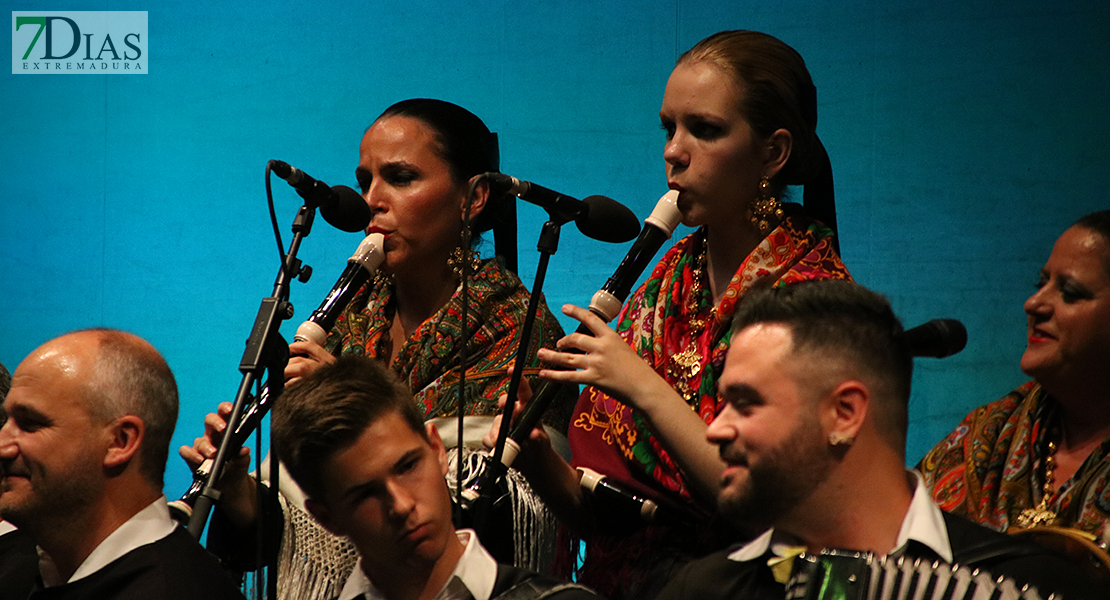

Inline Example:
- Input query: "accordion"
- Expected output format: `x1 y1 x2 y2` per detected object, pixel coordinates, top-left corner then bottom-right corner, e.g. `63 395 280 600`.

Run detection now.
785 550 1050 600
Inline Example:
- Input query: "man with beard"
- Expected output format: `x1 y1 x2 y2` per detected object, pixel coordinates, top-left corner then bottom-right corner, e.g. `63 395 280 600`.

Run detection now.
656 280 1100 600
0 329 243 600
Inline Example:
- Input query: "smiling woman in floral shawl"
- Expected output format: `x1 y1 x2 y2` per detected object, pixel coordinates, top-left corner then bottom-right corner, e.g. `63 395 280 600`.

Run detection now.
919 211 1110 545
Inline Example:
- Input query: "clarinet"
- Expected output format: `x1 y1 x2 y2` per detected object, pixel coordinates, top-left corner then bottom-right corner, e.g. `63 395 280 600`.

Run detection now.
168 386 275 524
499 189 681 469
169 233 385 524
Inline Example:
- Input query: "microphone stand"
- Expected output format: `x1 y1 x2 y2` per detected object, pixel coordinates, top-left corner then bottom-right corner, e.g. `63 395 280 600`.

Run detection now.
186 205 314 551
469 217 565 537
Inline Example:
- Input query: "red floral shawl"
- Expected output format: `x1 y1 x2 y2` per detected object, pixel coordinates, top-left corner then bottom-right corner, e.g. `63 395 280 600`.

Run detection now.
568 208 850 506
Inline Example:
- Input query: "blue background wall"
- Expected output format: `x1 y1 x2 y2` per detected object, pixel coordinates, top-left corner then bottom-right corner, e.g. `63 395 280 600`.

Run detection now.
3 1 1108 498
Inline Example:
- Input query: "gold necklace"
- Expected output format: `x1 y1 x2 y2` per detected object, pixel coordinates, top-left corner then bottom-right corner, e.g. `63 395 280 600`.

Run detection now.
1017 427 1060 528
667 231 716 407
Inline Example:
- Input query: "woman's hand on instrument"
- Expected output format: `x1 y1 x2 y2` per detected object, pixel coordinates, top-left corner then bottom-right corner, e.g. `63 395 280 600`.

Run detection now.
540 305 725 505
481 371 593 531
539 304 669 413
178 402 257 528
285 339 336 384
482 373 552 474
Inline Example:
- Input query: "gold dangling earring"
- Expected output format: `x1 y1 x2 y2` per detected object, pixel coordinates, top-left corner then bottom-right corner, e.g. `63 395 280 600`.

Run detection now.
749 176 784 234
447 224 482 277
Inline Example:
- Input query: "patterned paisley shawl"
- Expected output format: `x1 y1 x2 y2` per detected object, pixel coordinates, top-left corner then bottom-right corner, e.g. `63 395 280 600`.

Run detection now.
326 255 571 427
918 381 1110 540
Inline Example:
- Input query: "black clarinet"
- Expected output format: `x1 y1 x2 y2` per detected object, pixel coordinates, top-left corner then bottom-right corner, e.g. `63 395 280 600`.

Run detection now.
169 233 385 524
497 189 681 468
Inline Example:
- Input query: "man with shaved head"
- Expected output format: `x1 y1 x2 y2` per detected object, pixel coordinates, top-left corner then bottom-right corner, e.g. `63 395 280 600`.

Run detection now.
0 329 243 600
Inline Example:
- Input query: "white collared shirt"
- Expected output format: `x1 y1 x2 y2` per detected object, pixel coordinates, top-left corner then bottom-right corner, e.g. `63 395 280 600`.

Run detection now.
728 472 953 564
338 529 498 600
0 519 18 537
39 496 177 587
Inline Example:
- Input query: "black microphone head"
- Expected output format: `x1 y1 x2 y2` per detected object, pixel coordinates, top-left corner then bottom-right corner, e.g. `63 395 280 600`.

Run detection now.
905 318 968 358
483 171 516 190
321 185 372 232
269 159 293 180
576 195 641 243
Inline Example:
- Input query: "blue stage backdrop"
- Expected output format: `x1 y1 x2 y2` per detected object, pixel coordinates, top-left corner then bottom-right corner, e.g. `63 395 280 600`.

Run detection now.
3 1 1108 499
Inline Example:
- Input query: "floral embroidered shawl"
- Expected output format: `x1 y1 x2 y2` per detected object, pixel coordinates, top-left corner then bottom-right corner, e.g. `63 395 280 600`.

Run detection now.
568 207 850 506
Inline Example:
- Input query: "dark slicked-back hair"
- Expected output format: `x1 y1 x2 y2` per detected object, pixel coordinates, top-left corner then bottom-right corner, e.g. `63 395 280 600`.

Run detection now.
375 98 508 237
272 355 427 500
731 280 912 451
1073 210 1110 277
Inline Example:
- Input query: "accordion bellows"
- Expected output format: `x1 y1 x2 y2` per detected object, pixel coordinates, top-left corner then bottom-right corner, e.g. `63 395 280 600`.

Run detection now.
786 550 1050 600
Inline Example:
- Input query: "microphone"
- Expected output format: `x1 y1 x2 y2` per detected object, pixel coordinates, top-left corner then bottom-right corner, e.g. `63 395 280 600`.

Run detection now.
499 191 683 467
483 172 640 243
270 159 372 232
295 233 387 345
904 318 967 358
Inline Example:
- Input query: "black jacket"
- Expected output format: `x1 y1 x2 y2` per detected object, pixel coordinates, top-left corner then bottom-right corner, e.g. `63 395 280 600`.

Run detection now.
25 528 244 600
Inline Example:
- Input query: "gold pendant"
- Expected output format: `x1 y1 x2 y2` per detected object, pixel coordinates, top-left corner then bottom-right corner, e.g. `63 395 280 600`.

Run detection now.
669 342 702 406
1017 500 1058 528
669 345 703 380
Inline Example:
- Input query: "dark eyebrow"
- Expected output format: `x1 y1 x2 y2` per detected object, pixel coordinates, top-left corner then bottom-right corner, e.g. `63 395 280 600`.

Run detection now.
5 402 52 426
680 109 728 124
1057 273 1095 298
339 447 425 503
719 382 762 405
391 447 425 473
341 477 382 504
378 160 420 172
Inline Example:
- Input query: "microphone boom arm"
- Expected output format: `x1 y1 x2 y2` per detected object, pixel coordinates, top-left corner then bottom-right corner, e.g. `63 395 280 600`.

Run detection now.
185 203 314 539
